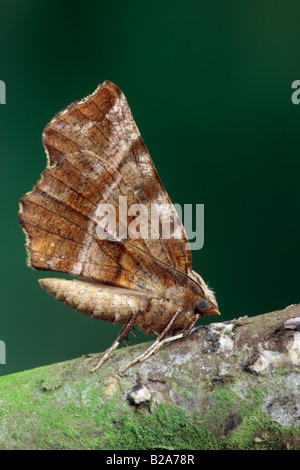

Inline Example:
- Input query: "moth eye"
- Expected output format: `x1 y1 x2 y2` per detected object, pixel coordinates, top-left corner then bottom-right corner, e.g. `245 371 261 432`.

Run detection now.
198 299 208 310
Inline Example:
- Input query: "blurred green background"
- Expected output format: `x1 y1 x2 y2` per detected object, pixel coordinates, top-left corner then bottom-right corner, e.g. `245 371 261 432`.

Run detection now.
0 0 299 377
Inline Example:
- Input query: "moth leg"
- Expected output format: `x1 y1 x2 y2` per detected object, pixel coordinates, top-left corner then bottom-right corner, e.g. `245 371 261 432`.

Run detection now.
120 308 183 374
91 308 142 373
182 313 200 337
140 313 200 361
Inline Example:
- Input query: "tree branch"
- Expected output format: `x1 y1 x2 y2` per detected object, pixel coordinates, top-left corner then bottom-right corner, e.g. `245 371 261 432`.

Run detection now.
0 304 299 450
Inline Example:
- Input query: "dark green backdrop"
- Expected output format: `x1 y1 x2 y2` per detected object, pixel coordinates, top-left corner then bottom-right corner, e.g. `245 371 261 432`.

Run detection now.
1 0 299 377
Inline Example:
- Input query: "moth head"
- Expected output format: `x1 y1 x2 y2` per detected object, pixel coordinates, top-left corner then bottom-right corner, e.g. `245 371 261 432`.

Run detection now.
195 298 220 317
190 270 221 317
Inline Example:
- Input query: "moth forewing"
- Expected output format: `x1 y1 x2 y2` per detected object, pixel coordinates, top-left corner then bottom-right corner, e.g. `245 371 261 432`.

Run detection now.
19 80 220 372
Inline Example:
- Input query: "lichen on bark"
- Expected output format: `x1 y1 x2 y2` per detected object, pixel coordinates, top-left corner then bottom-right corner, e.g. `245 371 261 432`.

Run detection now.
0 304 299 450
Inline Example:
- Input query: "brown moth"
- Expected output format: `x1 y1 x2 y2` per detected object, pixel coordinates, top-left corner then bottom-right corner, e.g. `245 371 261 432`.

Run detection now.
18 81 220 373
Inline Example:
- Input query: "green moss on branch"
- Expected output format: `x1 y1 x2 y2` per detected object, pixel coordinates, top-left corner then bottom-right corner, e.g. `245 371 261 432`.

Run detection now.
0 304 299 450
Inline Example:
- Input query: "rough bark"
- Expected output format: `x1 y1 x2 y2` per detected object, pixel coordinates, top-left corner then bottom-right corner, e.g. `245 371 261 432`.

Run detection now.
0 304 299 450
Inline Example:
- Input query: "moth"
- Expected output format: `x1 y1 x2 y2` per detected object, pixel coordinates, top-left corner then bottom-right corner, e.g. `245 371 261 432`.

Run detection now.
19 81 220 373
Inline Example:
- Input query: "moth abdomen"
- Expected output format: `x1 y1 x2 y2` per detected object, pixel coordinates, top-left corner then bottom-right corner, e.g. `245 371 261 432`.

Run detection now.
39 278 149 324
